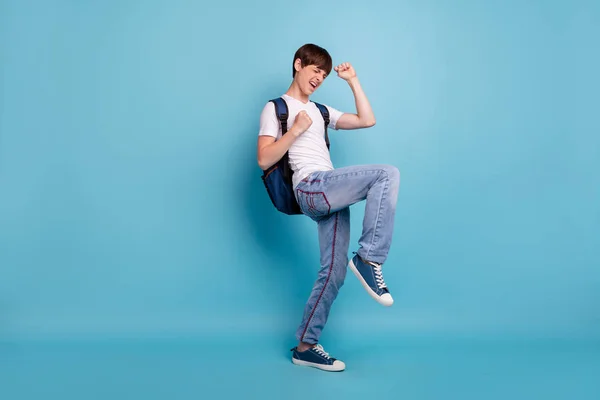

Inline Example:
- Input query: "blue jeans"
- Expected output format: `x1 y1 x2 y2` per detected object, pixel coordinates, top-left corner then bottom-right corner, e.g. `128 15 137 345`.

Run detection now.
293 164 400 344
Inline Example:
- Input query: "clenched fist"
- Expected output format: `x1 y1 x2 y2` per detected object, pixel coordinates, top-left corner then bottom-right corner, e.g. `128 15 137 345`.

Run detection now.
293 110 313 135
334 62 357 81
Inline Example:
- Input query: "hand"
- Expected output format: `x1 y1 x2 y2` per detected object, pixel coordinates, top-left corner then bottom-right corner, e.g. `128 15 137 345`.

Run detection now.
334 62 357 81
292 111 312 135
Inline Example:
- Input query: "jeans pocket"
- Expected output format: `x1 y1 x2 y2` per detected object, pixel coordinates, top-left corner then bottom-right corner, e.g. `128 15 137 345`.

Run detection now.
296 189 331 218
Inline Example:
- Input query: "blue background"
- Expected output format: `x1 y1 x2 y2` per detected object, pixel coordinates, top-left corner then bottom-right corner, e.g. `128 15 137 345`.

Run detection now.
1 0 599 398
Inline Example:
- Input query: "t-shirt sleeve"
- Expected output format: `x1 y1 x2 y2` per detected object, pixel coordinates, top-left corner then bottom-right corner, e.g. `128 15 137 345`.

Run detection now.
325 105 345 130
258 102 280 138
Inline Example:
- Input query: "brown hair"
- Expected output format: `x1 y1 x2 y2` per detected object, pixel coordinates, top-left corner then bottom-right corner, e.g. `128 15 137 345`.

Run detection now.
292 44 333 78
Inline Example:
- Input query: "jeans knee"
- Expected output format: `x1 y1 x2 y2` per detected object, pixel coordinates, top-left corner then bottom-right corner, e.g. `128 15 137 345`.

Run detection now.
380 165 400 184
390 165 400 182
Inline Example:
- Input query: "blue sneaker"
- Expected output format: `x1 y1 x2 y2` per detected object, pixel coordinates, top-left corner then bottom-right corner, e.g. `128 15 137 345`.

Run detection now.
291 344 345 372
348 253 394 306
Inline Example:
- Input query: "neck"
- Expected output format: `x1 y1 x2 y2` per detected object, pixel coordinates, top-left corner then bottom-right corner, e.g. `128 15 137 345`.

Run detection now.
285 80 309 104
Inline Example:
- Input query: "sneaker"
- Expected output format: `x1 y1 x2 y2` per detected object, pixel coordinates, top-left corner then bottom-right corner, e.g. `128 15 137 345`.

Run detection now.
291 344 345 372
348 253 394 306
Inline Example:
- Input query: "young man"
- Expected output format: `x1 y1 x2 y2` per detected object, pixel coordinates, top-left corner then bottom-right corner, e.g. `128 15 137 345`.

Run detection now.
257 44 400 372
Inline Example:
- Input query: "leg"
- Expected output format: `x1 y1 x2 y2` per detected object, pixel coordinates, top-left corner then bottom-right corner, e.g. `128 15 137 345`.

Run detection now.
295 207 350 345
296 164 400 264
295 165 400 306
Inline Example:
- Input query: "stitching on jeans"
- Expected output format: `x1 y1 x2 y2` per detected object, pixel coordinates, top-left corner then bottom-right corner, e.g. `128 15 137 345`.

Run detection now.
300 212 338 342
326 172 381 182
307 194 316 215
366 169 389 261
372 173 389 254
296 189 331 215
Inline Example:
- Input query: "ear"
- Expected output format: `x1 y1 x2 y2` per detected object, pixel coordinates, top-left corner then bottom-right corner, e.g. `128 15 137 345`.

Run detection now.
294 58 303 73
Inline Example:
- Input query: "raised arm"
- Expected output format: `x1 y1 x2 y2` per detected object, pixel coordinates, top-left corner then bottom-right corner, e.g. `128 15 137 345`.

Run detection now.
334 62 376 130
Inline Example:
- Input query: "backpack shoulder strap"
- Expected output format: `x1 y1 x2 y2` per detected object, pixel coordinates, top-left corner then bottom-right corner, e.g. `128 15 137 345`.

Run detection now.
269 97 289 135
268 97 293 179
312 101 330 149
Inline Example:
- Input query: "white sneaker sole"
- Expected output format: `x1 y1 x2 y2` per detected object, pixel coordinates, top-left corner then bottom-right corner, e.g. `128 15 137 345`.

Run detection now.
292 357 345 372
348 259 394 307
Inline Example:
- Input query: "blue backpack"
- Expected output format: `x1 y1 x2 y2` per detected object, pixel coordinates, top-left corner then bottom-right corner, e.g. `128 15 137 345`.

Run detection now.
261 97 330 215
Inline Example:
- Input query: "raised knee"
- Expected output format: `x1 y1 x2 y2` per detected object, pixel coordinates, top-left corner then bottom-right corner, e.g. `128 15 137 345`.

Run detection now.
381 165 400 183
390 165 400 181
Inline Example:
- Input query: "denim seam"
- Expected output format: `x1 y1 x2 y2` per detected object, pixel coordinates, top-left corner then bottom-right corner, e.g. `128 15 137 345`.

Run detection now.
375 172 390 257
322 169 382 183
296 189 331 216
300 212 338 342
365 169 389 262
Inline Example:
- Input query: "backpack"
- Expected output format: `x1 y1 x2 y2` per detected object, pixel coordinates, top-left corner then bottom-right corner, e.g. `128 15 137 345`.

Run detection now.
261 97 330 215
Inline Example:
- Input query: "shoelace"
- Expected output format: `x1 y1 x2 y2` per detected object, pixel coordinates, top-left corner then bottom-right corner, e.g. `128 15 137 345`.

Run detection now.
369 262 387 289
312 344 331 359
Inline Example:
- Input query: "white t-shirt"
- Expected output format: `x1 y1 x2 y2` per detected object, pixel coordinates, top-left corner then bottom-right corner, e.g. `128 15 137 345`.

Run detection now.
258 94 344 189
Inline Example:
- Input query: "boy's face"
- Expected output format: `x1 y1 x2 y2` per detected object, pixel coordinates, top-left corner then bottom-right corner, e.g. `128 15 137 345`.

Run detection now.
294 59 328 96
